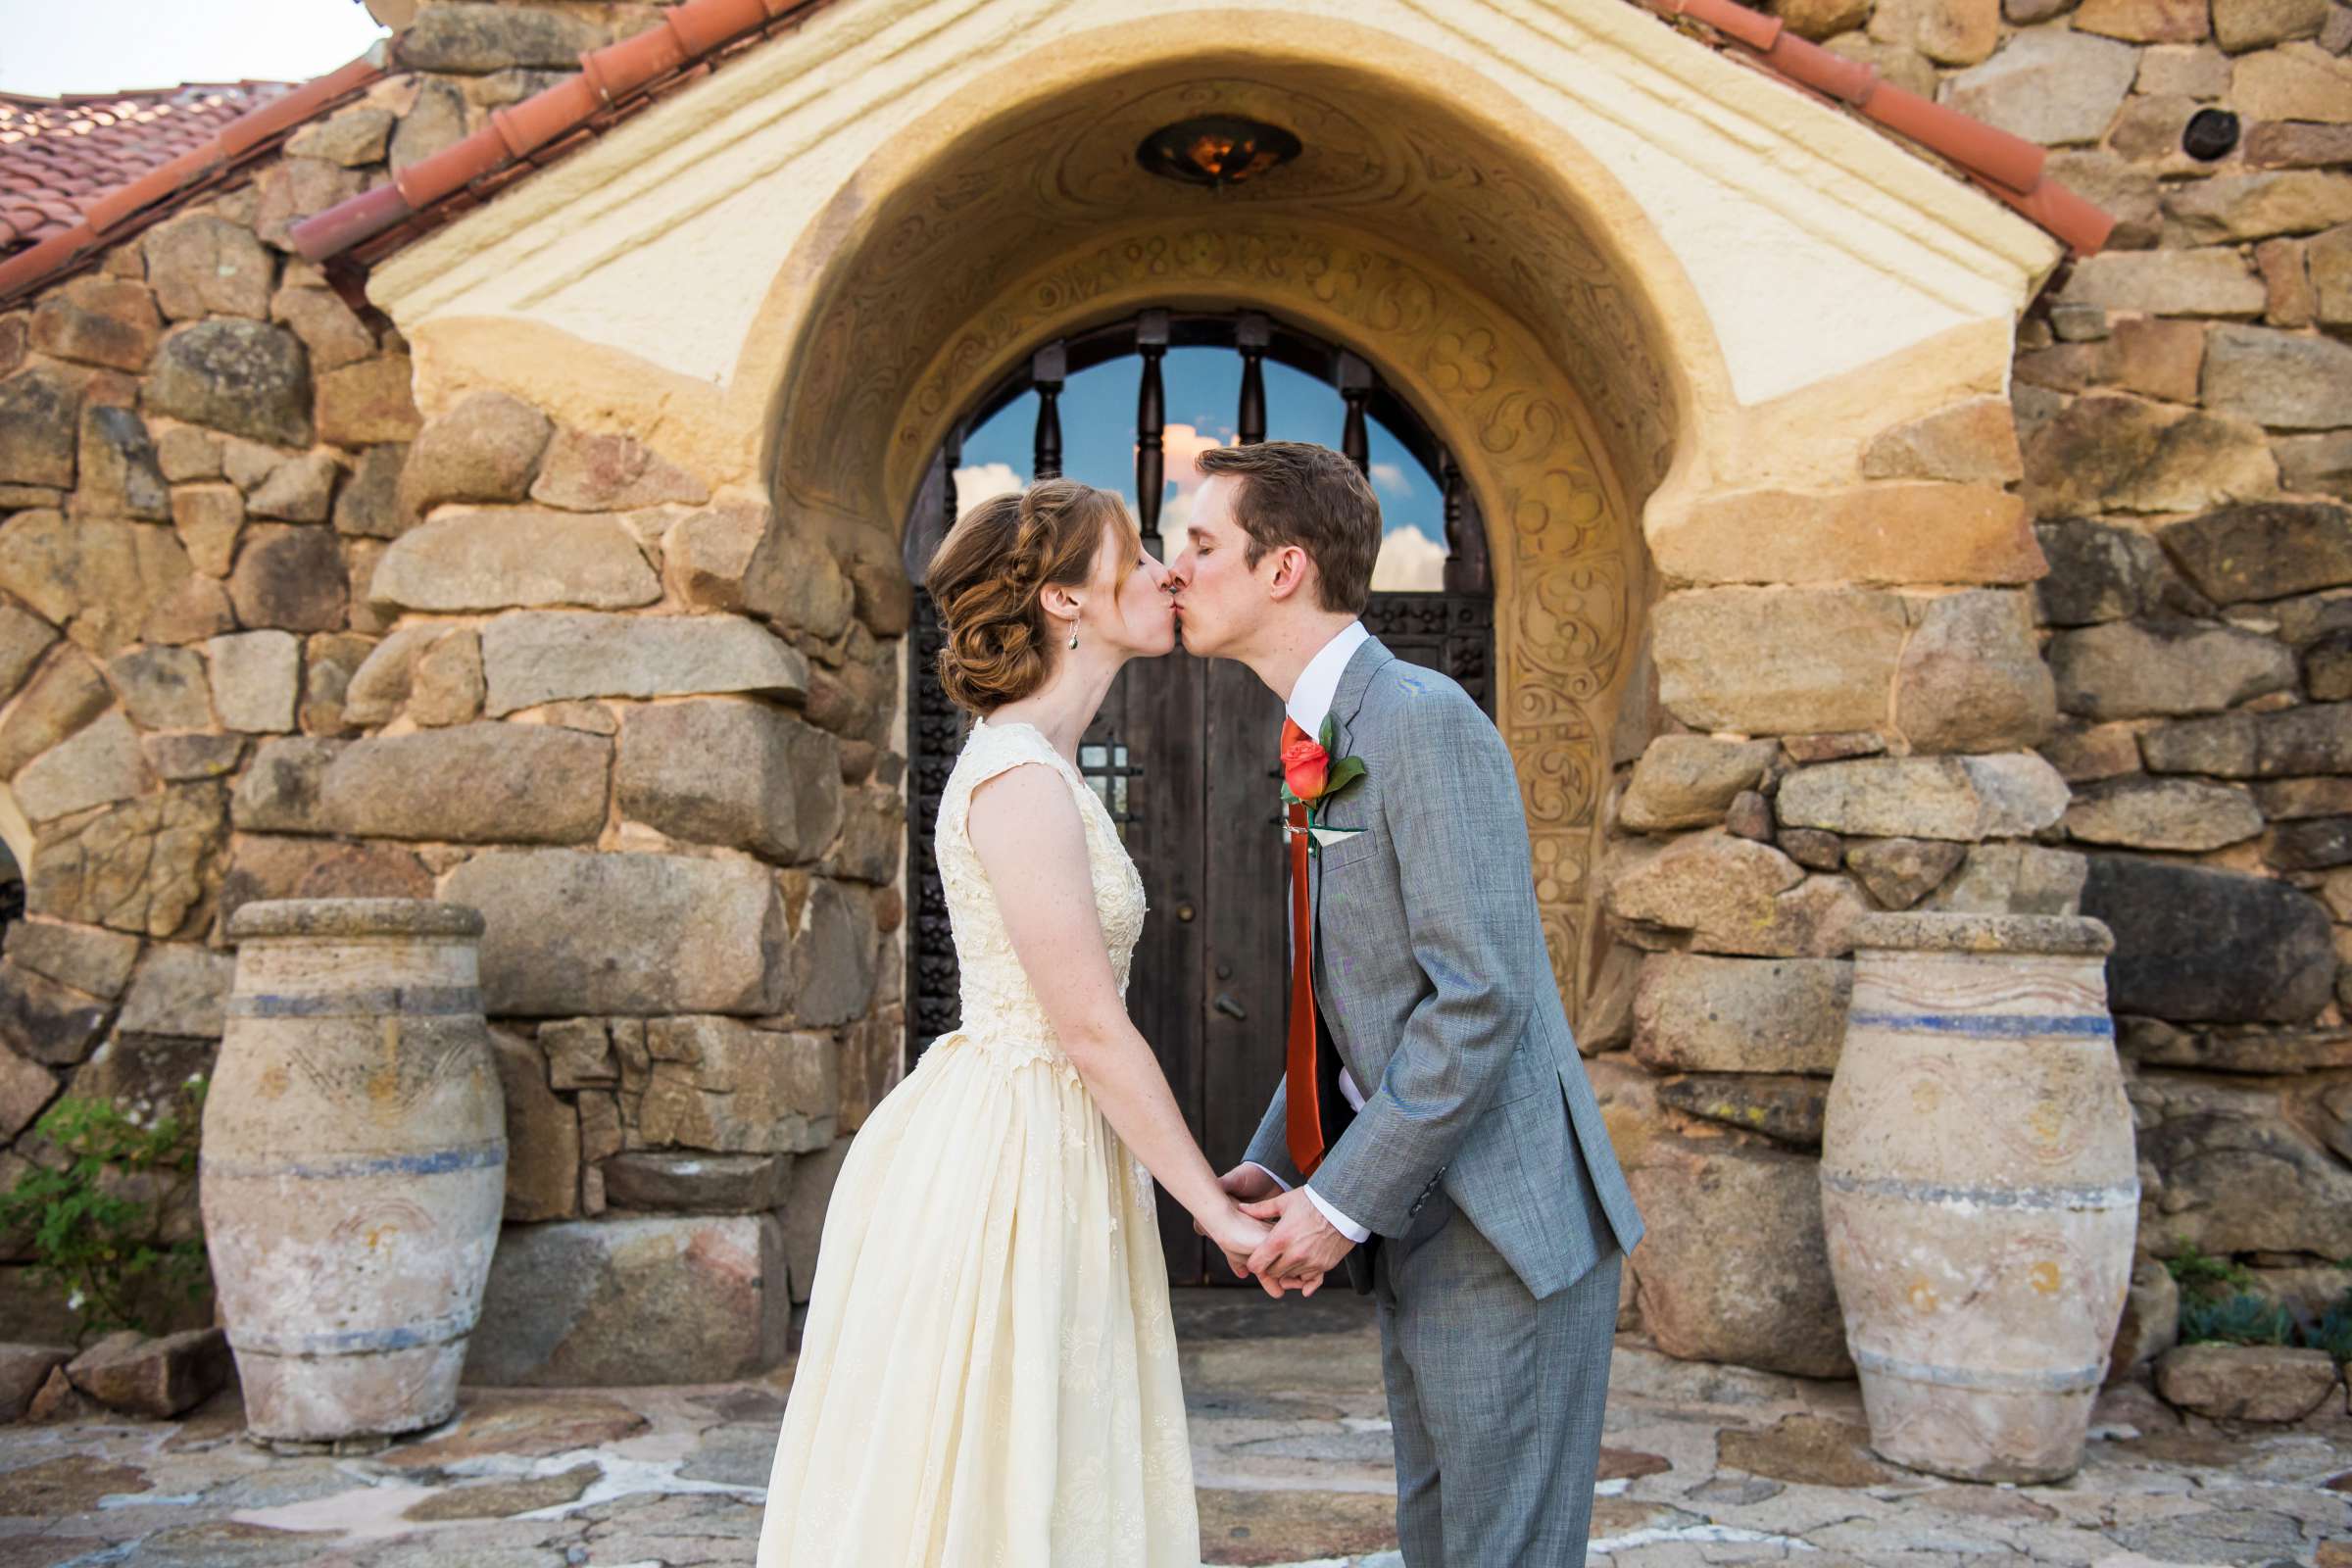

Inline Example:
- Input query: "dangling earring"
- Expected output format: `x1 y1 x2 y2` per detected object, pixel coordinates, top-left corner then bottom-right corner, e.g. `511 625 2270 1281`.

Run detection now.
1067 629 1079 650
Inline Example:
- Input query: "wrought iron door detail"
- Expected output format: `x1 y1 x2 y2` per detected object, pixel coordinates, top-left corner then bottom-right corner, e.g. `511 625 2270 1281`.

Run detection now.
1078 736 1141 837
1362 593 1493 712
906 599 966 1049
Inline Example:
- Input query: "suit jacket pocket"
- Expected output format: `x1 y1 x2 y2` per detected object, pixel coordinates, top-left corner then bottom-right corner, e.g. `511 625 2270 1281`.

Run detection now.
1314 827 1382 875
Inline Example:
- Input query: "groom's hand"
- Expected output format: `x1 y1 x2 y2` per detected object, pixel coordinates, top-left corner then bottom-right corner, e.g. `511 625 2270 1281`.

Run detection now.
1241 1190 1355 1296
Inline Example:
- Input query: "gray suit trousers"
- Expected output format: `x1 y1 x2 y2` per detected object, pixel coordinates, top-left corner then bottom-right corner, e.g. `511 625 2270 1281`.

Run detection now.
1374 1191 1621 1568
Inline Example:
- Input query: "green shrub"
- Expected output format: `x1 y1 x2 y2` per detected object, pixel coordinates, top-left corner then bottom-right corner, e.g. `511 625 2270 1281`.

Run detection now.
0 1077 210 1342
2310 1290 2352 1363
2164 1242 2256 1297
2177 1289 2293 1348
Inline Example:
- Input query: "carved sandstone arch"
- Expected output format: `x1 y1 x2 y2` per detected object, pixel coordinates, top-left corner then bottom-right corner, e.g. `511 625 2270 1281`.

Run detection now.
819 218 1638 1014
724 34 1739 1019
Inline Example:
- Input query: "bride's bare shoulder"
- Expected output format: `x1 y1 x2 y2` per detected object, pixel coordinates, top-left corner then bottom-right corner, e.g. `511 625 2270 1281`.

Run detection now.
964 757 1088 881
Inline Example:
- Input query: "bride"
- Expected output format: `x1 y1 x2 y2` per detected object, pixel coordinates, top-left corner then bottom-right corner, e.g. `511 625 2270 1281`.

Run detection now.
757 477 1275 1565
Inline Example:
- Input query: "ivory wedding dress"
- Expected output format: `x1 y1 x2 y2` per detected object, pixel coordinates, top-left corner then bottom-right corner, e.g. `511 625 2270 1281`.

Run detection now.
756 715 1200 1567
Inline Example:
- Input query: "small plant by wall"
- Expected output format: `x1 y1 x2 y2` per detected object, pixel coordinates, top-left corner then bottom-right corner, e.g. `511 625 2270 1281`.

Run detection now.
0 1074 208 1343
2166 1242 2352 1363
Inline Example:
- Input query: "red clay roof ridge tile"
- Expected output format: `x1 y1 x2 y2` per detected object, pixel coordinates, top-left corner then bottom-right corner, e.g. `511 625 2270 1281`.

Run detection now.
292 0 832 266
1 82 293 256
0 50 389 306
1646 0 2111 255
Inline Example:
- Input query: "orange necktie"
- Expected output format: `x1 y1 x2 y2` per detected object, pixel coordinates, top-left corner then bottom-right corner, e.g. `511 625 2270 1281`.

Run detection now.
1284 795 1327 1177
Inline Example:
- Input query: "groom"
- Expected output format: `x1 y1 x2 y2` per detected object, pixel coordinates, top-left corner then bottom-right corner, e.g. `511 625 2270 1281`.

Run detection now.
1166 441 1644 1566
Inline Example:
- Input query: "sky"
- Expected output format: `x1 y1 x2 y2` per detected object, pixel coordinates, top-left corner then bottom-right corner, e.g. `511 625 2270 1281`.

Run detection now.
0 0 387 97
957 348 1449 592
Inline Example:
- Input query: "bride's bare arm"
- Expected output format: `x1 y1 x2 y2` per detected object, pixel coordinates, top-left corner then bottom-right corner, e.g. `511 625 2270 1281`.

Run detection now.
966 762 1270 1270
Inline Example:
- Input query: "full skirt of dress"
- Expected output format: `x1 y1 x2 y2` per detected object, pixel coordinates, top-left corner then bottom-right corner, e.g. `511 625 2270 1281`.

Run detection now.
755 1029 1200 1567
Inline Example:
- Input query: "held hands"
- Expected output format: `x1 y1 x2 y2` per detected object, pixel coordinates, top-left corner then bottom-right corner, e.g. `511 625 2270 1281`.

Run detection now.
1195 1165 1350 1298
1240 1188 1355 1297
1196 1164 1292 1296
1200 1200 1280 1295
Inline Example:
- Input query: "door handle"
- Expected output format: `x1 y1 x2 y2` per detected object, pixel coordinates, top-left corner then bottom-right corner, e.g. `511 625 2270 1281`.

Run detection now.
1176 902 1196 923
1214 992 1247 1020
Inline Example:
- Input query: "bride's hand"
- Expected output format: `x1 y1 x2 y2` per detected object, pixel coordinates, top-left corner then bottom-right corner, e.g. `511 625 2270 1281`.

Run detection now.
1203 1202 1276 1290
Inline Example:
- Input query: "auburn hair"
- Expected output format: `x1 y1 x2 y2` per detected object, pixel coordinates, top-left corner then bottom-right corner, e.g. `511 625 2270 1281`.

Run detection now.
924 477 1141 712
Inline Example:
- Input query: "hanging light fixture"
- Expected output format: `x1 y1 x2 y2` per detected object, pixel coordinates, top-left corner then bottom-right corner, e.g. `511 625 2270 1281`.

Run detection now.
1137 116 1302 188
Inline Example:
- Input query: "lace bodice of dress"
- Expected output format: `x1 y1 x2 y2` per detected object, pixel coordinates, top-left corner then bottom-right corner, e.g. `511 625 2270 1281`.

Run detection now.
938 716 1148 1057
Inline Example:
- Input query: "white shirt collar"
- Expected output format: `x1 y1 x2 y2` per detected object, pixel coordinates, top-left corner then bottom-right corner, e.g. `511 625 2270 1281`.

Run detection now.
1286 619 1370 738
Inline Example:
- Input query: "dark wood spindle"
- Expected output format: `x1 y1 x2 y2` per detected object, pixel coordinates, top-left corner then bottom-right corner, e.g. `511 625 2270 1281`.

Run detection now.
943 426 962 532
1440 447 1493 595
1438 446 1462 562
1033 341 1066 479
1135 310 1168 548
1338 352 1372 475
1236 313 1268 446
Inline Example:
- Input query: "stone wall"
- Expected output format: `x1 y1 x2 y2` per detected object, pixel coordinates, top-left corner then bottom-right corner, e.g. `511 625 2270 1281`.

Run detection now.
0 2 910 1380
5 0 2347 1385
1596 403 2060 1378
1595 0 2352 1377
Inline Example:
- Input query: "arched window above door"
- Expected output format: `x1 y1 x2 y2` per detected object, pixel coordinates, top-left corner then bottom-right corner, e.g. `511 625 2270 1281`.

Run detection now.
901 310 1490 600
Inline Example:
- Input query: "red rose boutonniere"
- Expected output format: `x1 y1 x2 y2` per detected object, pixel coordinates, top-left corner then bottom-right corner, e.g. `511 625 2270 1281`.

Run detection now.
1280 715 1368 838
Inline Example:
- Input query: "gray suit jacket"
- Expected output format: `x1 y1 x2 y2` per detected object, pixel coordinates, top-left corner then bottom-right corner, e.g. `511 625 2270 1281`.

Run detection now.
1245 636 1643 1301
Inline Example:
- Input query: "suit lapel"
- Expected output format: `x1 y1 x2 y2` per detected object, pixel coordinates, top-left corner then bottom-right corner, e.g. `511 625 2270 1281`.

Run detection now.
1310 633 1392 969
1320 634 1394 778
1309 635 1388 1243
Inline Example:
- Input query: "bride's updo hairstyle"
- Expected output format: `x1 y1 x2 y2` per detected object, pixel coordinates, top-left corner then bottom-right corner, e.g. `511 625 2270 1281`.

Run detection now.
924 477 1140 713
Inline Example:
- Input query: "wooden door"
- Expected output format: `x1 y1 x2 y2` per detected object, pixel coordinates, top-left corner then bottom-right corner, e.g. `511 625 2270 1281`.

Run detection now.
1192 656 1293 1282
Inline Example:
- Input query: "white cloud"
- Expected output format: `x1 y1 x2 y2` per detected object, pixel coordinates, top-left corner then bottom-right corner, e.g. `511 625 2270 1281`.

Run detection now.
951 462 1023 516
1160 422 1228 493
1136 423 1229 544
1369 461 1410 496
1155 486 1198 540
1372 525 1446 592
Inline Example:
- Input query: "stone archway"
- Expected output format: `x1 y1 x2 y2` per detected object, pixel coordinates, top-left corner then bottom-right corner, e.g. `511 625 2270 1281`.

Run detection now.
752 46 1698 1022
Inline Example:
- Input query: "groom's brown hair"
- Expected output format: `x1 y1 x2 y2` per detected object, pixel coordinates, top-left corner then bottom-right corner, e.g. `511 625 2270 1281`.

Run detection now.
1196 442 1381 615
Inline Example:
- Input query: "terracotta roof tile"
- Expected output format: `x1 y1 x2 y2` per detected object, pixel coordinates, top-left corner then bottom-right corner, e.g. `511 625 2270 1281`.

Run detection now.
0 57 386 307
0 83 293 254
294 0 835 268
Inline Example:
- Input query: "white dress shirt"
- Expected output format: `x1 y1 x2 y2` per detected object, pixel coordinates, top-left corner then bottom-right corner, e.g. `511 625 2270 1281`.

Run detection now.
1246 619 1373 1245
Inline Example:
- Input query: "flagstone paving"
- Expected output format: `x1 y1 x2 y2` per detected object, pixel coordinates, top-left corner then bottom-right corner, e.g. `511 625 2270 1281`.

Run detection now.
1 1291 2345 1567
